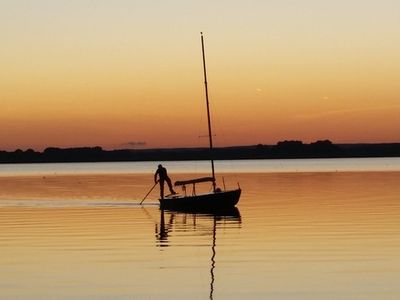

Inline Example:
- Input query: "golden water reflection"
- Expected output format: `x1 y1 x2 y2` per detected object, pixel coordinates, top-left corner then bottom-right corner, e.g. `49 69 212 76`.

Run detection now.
1 171 400 299
155 208 242 299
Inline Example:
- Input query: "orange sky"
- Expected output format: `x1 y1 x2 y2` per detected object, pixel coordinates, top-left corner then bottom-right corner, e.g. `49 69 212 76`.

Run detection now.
1 1 399 151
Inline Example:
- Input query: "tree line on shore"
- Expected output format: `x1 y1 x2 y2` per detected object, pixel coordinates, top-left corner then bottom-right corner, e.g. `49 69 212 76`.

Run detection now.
1 140 400 163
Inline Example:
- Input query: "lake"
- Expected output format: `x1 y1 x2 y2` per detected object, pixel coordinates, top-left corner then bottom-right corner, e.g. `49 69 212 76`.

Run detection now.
1 158 400 299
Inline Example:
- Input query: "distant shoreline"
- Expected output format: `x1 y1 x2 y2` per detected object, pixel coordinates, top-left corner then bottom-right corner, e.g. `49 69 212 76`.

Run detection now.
2 140 400 164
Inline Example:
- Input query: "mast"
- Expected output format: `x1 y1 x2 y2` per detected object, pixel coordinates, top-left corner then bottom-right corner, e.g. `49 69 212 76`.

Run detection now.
201 32 216 191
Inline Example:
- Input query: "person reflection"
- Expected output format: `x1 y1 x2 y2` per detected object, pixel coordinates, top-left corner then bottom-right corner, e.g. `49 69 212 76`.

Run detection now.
155 209 175 247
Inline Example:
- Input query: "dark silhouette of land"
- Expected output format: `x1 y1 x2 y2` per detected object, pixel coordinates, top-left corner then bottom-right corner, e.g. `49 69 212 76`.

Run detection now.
1 140 400 164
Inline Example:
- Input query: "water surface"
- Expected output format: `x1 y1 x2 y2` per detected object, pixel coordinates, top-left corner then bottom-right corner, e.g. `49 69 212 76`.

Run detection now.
1 159 399 299
1 157 400 176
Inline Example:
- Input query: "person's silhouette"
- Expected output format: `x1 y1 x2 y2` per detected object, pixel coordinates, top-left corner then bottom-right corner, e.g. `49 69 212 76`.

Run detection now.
154 164 176 199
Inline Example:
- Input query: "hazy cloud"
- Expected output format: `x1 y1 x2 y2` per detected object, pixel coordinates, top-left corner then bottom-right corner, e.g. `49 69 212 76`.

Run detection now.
294 104 400 121
124 141 147 147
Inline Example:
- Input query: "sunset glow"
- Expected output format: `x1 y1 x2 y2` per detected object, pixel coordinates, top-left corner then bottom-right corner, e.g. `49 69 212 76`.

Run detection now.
1 1 399 150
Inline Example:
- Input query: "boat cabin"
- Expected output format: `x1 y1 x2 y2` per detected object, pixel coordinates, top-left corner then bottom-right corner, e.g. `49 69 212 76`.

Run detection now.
174 177 215 196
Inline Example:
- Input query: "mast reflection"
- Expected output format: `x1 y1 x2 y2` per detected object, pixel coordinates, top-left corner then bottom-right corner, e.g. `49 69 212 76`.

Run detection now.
155 208 241 299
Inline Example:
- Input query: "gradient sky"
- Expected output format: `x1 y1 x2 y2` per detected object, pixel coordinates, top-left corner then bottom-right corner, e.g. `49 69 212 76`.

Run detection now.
1 0 399 150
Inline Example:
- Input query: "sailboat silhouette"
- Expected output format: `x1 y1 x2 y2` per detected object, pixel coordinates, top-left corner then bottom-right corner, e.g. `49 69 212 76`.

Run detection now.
159 33 241 211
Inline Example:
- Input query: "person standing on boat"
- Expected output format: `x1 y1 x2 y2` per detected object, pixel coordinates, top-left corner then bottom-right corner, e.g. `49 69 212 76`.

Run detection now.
154 164 176 199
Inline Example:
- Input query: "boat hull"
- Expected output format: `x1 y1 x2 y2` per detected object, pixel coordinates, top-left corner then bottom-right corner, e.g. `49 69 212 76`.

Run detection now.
159 188 241 212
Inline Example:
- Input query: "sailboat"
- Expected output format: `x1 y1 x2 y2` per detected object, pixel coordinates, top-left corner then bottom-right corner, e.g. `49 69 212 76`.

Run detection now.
159 33 241 211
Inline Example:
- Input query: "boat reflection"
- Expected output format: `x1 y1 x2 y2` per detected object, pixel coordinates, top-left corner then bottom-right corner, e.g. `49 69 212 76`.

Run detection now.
155 208 241 299
156 207 241 247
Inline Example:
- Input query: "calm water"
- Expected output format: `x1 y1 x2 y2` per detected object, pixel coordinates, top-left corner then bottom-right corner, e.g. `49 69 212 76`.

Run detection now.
1 157 400 175
1 158 400 299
